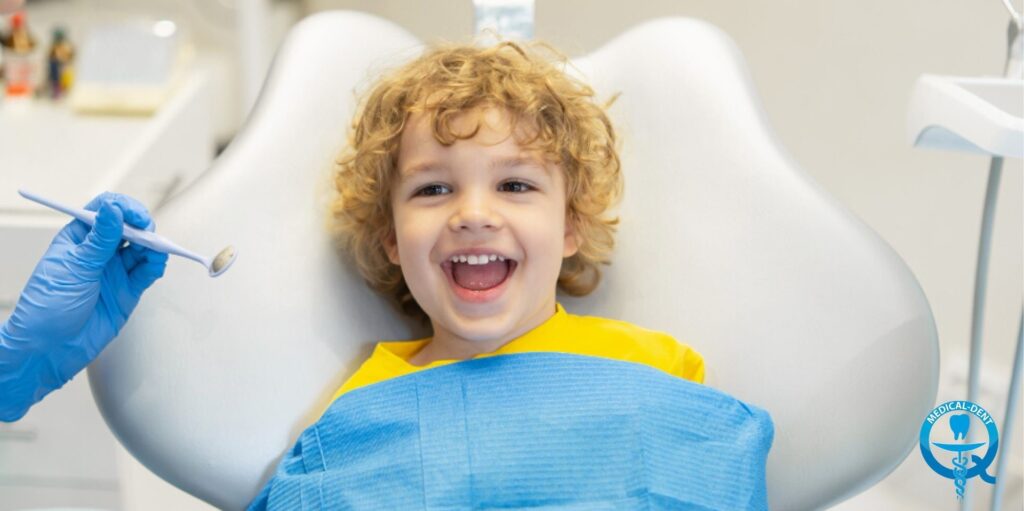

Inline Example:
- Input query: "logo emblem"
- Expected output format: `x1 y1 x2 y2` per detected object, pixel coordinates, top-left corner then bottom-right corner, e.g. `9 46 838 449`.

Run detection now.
919 401 999 501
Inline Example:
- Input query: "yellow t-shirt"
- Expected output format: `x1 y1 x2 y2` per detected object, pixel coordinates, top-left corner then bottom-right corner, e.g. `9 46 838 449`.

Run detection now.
330 302 705 403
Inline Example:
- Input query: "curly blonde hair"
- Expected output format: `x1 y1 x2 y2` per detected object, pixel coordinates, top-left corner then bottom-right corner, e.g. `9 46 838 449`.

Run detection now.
330 36 623 326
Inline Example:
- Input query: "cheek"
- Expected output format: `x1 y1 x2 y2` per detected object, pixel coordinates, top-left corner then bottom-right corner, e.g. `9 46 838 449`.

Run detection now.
519 220 568 263
394 213 441 264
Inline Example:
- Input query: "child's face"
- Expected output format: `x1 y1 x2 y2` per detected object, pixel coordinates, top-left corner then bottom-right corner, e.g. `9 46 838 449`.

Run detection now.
385 106 578 354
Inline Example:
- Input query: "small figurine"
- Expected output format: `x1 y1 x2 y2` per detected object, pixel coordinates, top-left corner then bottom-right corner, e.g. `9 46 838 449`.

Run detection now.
47 26 73 98
1 10 37 97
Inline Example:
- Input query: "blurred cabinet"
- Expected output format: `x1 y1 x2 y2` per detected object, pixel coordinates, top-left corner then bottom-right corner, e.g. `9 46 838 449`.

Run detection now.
0 376 121 510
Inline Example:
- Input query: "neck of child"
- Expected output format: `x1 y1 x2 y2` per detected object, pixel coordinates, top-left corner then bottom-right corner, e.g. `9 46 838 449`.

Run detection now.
407 336 508 367
408 299 558 367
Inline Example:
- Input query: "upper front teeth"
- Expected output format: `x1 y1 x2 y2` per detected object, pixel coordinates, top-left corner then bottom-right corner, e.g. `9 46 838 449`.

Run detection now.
451 254 506 265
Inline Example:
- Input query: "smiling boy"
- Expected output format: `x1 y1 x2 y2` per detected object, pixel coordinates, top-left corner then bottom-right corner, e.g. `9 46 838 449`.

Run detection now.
387 106 579 365
324 39 705 400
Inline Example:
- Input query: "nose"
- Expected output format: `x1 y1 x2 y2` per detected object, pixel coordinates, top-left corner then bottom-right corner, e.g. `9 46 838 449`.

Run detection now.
449 188 503 232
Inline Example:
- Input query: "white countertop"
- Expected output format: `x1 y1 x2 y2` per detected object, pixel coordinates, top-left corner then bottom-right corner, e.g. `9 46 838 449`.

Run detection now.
0 70 209 221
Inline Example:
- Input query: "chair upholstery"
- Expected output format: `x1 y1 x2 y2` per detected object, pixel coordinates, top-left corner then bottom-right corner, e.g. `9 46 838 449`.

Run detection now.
89 11 939 510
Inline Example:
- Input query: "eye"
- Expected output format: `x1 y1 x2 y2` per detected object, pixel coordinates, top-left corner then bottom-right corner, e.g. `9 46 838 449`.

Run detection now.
414 184 450 197
500 180 535 193
411 180 536 195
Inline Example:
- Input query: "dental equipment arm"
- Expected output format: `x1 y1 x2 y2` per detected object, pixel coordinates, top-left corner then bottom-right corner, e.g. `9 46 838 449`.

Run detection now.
0 192 168 421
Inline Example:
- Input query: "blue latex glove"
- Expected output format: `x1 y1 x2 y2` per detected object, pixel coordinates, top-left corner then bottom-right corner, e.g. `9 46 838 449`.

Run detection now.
0 192 169 421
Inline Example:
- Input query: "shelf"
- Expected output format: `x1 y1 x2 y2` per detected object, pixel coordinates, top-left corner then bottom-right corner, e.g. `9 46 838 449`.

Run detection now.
907 74 1023 158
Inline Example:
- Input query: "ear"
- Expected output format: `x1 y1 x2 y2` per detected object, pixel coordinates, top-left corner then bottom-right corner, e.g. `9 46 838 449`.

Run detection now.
563 213 580 258
383 228 400 265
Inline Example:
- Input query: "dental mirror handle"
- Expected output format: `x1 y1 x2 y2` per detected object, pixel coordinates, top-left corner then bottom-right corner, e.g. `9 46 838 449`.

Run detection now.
17 189 209 267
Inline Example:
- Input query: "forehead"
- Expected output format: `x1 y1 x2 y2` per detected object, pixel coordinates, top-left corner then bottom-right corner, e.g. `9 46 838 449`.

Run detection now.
403 106 513 142
400 153 548 180
397 107 550 174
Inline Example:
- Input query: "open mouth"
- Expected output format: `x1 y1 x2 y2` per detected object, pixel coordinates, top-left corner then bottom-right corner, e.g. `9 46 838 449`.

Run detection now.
441 259 518 301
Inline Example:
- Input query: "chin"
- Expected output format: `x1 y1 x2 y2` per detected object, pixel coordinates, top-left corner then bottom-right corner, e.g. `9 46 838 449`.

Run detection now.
453 321 506 342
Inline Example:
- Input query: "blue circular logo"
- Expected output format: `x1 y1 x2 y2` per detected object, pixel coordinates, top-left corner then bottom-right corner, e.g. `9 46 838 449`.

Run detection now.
919 400 998 500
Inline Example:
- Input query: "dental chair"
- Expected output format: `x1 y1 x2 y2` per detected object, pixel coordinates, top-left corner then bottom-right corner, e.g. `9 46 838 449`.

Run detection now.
87 11 939 510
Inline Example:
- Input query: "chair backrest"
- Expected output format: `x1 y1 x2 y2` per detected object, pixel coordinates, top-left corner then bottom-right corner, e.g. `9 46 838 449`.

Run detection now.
89 11 939 510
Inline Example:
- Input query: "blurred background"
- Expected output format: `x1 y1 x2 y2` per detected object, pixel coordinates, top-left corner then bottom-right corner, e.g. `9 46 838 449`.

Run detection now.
0 0 1020 510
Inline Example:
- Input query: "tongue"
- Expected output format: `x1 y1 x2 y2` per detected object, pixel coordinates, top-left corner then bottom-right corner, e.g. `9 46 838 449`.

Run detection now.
452 260 510 290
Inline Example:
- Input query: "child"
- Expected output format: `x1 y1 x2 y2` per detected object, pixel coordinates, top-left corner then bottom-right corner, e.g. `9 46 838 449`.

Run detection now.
328 37 704 395
249 36 771 510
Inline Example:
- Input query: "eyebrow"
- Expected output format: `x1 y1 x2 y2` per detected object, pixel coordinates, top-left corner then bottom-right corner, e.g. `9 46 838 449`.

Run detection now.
400 155 544 178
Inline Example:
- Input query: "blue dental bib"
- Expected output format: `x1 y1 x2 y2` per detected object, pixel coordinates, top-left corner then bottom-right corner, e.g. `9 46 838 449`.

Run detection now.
249 352 774 510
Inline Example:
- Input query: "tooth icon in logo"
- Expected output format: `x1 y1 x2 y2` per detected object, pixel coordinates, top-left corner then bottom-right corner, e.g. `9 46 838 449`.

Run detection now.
949 414 970 440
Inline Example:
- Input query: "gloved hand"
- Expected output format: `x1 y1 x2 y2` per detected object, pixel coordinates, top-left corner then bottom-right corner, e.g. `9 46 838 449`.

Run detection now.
0 192 169 421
